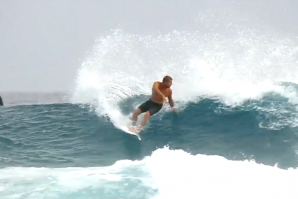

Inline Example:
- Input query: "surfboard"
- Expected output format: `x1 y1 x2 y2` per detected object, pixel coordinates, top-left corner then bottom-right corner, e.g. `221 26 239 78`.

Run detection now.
120 125 142 140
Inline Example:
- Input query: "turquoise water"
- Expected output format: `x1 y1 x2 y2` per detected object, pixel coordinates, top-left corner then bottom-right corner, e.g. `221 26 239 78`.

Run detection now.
1 93 298 198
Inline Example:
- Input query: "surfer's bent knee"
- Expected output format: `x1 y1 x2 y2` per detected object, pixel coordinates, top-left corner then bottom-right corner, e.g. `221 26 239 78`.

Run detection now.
134 108 141 115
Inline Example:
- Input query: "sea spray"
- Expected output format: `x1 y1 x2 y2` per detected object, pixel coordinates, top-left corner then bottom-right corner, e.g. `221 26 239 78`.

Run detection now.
71 29 298 130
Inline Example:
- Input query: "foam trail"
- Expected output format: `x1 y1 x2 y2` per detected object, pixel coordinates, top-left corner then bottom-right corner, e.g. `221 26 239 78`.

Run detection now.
1 148 298 199
71 28 298 130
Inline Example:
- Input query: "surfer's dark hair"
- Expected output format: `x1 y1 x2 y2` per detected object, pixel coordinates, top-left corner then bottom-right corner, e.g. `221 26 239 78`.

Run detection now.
163 75 172 82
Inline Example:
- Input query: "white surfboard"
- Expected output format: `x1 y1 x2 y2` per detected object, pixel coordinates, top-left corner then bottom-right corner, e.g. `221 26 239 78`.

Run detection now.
120 125 142 140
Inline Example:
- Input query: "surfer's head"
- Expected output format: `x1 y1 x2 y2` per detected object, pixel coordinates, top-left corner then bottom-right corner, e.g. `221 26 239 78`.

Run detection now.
162 75 172 88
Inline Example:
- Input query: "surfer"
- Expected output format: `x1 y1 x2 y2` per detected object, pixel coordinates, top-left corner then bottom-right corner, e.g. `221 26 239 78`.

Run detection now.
0 95 3 106
131 75 177 133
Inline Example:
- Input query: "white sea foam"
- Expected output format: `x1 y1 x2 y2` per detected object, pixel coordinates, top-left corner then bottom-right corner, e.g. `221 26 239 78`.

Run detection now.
1 147 297 199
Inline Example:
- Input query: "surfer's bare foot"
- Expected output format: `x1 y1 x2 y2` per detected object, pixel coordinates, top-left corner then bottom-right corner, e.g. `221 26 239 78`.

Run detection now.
128 126 139 133
135 125 143 132
134 128 141 134
130 125 142 133
134 129 140 134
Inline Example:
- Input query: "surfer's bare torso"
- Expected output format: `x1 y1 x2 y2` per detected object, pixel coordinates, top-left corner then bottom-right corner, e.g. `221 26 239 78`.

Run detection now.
151 81 172 104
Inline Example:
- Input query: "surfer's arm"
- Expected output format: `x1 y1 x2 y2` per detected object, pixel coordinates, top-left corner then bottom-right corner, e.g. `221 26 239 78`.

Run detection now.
152 82 165 98
168 90 174 107
168 90 178 113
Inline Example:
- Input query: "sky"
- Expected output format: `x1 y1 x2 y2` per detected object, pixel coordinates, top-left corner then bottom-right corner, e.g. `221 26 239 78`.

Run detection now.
0 0 297 92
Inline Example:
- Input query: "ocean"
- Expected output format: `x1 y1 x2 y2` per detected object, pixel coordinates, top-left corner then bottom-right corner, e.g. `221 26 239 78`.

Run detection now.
1 29 298 198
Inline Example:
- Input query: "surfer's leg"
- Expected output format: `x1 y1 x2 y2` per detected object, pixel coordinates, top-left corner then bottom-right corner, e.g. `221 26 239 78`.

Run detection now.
139 103 163 129
139 111 151 129
132 108 142 125
132 100 150 125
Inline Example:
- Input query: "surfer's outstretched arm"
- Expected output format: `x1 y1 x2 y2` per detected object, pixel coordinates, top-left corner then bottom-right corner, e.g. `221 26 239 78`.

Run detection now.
168 89 174 107
168 90 178 113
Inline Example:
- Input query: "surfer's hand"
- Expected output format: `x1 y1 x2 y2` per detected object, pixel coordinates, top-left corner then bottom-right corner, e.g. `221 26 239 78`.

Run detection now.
172 107 178 114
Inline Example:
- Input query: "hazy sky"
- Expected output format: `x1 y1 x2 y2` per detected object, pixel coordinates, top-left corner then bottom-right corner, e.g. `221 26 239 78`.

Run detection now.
0 0 297 92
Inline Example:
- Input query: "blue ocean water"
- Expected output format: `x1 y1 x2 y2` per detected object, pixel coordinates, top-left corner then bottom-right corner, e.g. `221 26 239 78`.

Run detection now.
2 28 298 198
1 93 298 198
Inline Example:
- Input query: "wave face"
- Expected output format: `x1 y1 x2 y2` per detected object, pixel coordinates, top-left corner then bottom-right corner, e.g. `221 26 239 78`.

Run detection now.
1 96 298 198
2 18 298 198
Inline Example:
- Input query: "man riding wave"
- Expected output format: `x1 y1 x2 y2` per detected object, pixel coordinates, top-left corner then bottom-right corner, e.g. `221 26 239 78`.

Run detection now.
130 75 178 133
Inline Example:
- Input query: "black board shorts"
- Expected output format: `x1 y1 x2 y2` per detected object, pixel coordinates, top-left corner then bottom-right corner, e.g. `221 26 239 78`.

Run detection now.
138 99 163 116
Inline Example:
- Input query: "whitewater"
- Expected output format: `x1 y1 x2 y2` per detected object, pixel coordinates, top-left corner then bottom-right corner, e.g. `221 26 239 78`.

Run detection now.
1 147 298 199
